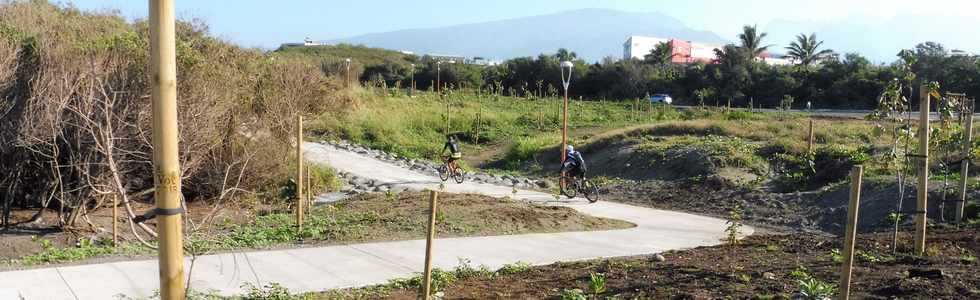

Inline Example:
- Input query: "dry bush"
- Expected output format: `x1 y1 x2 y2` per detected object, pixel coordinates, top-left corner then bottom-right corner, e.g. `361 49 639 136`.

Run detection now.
0 1 354 232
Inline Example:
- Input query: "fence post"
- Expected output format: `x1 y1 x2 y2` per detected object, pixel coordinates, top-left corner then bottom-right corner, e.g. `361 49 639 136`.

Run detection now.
112 194 118 247
914 85 930 255
808 119 815 153
957 100 974 222
296 115 304 231
421 190 439 299
475 104 482 145
839 165 863 300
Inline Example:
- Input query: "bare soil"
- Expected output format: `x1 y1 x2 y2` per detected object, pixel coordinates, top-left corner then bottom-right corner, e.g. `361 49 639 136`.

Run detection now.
602 177 980 235
325 227 980 299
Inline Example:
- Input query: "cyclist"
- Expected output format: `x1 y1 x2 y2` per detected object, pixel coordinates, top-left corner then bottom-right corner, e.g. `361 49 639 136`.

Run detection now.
562 145 587 179
442 134 462 170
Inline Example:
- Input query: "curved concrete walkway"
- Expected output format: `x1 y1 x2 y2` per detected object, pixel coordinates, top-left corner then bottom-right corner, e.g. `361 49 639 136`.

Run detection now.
0 142 751 299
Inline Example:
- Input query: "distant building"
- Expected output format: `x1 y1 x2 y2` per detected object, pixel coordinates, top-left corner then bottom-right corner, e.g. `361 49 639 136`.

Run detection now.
624 35 797 66
623 36 721 63
426 54 467 64
757 52 796 66
279 37 324 48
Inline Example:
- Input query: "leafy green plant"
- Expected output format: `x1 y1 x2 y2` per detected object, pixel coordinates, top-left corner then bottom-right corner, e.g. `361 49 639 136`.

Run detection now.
21 238 116 265
496 261 532 275
960 254 977 264
588 272 607 297
797 277 837 300
789 265 811 280
827 249 843 263
560 288 588 300
240 282 308 300
725 203 744 246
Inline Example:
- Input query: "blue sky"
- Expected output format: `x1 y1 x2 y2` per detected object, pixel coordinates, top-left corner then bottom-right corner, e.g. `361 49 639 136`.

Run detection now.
68 0 978 49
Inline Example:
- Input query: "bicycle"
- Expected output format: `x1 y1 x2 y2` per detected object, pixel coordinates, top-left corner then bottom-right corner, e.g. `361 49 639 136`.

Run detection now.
559 170 599 203
438 156 465 184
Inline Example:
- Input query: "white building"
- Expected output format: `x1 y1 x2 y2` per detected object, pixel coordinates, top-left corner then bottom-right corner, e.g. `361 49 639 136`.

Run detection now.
623 36 669 60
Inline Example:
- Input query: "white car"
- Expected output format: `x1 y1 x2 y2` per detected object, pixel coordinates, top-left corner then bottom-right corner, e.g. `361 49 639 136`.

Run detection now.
650 94 672 104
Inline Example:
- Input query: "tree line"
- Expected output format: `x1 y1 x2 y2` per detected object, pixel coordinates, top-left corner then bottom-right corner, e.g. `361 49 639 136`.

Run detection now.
293 26 980 109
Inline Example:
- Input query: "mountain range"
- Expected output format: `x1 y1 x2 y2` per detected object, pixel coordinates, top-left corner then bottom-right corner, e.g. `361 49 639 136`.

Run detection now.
325 8 980 63
326 9 727 62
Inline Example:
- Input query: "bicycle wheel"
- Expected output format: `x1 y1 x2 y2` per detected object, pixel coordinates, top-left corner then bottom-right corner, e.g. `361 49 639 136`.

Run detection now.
560 175 577 198
438 164 450 181
582 180 600 203
452 166 464 184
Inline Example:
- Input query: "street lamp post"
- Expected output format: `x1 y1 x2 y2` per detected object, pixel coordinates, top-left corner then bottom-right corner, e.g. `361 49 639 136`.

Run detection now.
410 63 415 96
344 58 352 88
560 61 574 162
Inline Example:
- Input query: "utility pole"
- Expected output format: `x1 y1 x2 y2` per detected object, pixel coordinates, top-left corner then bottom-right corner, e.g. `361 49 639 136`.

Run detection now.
914 85 930 255
149 0 185 298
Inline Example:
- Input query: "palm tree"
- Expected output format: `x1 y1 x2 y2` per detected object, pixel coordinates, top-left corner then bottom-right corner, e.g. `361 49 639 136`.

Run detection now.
555 48 577 61
737 25 771 60
644 41 676 66
785 33 834 69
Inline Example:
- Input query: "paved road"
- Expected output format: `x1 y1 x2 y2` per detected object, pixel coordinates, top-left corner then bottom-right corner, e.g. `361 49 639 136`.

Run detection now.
0 142 749 299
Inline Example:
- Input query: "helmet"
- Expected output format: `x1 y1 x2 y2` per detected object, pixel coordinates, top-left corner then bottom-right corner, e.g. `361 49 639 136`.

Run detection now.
566 145 574 152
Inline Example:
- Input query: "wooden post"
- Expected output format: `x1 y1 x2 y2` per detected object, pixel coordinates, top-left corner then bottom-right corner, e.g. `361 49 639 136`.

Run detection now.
421 190 439 299
307 168 313 210
296 116 304 231
914 86 930 255
839 165 863 300
808 119 815 153
149 0 185 298
957 101 974 223
112 194 118 247
475 104 482 145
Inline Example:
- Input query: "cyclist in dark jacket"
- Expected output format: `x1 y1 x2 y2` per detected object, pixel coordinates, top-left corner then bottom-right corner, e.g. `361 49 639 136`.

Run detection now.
442 135 462 169
562 145 586 178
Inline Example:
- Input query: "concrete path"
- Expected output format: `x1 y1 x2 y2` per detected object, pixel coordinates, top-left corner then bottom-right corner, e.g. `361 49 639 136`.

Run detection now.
0 142 751 299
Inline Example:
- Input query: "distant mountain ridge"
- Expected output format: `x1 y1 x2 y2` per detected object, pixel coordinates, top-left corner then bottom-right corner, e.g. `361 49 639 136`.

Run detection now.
325 8 728 62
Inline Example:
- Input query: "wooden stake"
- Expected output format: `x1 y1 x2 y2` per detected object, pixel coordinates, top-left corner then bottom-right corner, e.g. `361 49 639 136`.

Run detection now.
112 194 118 247
808 119 815 153
475 104 482 145
957 101 974 223
307 167 313 211
914 86 930 255
149 0 185 298
839 165 863 300
297 116 304 231
421 190 439 299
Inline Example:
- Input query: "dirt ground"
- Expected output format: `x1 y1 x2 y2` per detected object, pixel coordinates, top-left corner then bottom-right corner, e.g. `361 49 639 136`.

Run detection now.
0 191 632 268
602 177 980 235
329 226 979 299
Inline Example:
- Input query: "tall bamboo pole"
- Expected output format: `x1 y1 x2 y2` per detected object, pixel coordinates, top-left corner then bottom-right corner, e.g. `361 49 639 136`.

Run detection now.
957 100 974 223
297 116 305 231
914 86 930 254
839 165 863 300
149 0 185 298
421 190 439 299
